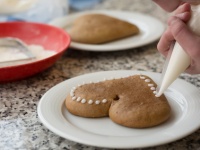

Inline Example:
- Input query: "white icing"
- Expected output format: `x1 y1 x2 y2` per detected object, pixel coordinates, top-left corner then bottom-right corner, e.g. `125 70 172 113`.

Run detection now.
70 74 160 104
88 100 93 104
148 84 154 87
81 99 86 103
140 75 158 97
95 100 100 105
145 79 151 82
140 76 146 79
102 99 107 103
77 97 81 102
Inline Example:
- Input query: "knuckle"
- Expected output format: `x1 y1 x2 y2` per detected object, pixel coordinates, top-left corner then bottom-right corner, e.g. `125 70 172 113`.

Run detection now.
170 19 185 39
167 16 177 26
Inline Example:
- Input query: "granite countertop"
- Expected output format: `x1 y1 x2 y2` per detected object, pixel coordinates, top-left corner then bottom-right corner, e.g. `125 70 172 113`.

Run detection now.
1 0 200 149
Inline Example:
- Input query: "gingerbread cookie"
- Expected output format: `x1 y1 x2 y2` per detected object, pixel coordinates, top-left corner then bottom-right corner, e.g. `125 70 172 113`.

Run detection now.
69 14 139 44
65 74 171 128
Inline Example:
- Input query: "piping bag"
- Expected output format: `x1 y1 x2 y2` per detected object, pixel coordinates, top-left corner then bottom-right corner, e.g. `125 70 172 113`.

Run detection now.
156 3 200 97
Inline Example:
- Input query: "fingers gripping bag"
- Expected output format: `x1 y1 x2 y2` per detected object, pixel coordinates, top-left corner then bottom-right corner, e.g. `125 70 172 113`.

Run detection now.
156 3 200 97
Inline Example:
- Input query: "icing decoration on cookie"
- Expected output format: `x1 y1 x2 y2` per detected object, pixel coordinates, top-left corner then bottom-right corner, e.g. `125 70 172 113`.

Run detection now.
88 100 93 104
140 76 146 79
65 74 171 128
95 100 100 105
150 87 156 90
69 84 109 105
145 79 151 82
69 74 160 105
81 99 86 103
77 97 81 102
102 99 107 103
139 75 157 95
148 84 154 87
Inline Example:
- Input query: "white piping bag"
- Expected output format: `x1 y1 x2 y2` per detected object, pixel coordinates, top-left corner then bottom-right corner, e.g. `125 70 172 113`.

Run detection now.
156 4 200 97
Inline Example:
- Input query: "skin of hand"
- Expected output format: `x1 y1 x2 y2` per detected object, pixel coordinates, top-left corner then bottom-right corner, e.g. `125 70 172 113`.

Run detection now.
155 2 200 74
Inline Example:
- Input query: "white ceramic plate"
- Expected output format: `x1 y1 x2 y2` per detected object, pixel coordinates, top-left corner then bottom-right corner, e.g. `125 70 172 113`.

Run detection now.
49 10 165 51
37 70 200 149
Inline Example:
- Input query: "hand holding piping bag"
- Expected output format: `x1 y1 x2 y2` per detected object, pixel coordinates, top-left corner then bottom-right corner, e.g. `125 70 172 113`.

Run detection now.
152 1 200 96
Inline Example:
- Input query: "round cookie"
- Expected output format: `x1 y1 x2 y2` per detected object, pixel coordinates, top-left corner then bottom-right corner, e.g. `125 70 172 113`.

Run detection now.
65 75 171 128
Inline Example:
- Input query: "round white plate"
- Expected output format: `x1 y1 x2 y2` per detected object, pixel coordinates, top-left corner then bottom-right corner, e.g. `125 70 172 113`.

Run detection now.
37 70 200 149
49 10 165 51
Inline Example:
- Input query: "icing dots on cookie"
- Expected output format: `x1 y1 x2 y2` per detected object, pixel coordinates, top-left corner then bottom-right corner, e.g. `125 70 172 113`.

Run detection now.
148 84 154 87
140 76 146 79
69 83 109 105
81 99 86 104
145 79 151 82
139 75 157 96
102 99 107 103
88 100 93 104
77 97 81 102
69 77 123 105
69 74 159 105
95 100 101 105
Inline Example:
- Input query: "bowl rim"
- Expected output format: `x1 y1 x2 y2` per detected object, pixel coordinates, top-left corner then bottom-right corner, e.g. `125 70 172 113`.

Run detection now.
0 21 71 69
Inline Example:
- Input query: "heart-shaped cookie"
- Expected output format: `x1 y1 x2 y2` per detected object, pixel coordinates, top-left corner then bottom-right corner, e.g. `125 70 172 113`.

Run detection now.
65 74 171 128
69 14 139 44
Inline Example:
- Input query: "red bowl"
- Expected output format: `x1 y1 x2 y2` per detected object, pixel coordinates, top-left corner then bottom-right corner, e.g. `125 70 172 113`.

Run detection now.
0 22 71 83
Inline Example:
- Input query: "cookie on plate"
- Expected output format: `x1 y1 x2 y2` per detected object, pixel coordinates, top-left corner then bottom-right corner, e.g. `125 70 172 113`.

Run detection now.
65 74 171 128
69 14 139 44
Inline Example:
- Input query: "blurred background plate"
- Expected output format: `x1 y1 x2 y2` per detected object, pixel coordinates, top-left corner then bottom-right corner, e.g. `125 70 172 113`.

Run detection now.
49 10 165 51
0 22 71 83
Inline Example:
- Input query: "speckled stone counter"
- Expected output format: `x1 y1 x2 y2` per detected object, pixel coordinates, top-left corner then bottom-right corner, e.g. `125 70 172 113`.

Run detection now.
1 0 200 150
